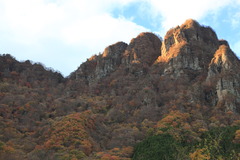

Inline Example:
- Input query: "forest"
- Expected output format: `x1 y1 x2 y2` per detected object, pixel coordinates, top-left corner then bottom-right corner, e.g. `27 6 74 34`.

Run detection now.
1 19 240 159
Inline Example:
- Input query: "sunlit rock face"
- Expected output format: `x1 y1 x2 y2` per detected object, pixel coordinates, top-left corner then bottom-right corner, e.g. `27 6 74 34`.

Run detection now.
207 41 240 112
95 42 128 80
158 19 219 76
75 42 127 83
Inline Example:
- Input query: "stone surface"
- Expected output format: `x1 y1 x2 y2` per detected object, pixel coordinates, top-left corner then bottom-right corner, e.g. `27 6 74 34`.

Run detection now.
122 32 162 66
95 42 128 80
207 42 240 111
75 42 128 83
157 19 219 77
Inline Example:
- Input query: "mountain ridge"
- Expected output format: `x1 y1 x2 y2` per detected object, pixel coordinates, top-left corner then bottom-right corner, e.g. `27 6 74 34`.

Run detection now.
0 19 240 159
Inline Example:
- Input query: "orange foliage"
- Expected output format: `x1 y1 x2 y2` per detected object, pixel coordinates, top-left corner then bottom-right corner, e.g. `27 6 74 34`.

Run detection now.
34 145 43 150
81 139 92 155
128 100 138 107
2 144 15 153
156 110 190 129
42 111 95 155
101 154 121 160
156 110 193 140
232 120 240 126
0 92 5 97
121 146 134 157
234 130 240 143
189 148 210 160
95 146 133 160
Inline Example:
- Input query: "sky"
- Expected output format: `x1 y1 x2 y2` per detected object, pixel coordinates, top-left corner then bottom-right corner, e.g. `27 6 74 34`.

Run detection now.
0 0 240 77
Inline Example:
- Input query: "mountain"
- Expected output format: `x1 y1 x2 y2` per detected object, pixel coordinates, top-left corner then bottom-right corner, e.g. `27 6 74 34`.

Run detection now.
0 19 240 159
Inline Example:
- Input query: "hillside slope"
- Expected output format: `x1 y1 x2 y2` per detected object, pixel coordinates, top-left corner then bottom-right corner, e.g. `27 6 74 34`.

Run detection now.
0 19 240 159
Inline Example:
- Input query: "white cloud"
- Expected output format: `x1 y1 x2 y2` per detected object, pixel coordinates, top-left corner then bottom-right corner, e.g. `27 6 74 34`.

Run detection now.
0 0 64 44
144 0 233 32
0 0 148 76
61 14 146 45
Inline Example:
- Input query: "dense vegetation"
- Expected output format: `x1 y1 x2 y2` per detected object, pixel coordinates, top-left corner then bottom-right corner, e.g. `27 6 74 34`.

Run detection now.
133 126 240 160
1 19 240 159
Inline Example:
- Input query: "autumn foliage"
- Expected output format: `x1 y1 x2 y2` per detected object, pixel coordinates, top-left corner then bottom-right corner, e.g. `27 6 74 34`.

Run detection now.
1 19 240 159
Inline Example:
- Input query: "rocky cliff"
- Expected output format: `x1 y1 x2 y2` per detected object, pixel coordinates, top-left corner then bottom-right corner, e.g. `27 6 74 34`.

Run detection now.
74 32 162 83
72 19 240 113
207 40 240 112
158 19 219 75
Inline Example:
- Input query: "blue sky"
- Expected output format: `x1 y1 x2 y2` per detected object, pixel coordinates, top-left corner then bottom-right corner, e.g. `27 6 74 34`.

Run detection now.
0 0 240 76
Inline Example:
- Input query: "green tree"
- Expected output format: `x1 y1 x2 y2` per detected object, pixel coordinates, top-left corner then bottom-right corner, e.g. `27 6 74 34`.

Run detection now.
132 134 189 160
196 126 240 159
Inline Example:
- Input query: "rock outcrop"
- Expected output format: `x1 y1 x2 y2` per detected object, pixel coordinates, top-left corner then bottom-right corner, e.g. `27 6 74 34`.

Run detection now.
207 41 240 112
75 42 128 83
75 32 162 82
122 32 161 66
157 19 219 76
96 42 128 80
72 19 240 113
